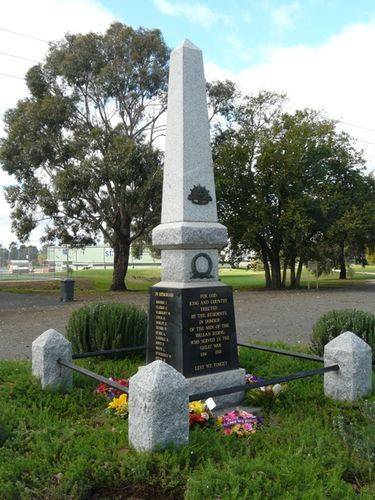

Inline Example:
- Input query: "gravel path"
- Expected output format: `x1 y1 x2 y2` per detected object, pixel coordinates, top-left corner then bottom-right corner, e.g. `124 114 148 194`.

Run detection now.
0 284 374 359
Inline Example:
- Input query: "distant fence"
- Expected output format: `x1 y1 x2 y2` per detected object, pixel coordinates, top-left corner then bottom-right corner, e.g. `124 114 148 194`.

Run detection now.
58 342 338 401
0 259 161 283
0 267 59 282
0 262 236 284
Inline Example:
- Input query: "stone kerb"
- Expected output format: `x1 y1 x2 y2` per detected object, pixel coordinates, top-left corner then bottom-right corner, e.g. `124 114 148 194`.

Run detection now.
32 329 73 391
324 331 372 402
128 360 189 451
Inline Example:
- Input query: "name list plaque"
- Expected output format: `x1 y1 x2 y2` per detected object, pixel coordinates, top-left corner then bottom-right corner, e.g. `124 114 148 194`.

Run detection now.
147 285 239 378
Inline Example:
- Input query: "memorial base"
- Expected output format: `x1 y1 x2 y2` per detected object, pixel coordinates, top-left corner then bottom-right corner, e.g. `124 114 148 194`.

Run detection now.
187 368 246 408
147 283 240 377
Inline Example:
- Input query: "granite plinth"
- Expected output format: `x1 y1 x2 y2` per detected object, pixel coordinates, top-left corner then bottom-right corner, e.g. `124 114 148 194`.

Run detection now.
152 221 228 250
160 249 219 282
188 368 246 408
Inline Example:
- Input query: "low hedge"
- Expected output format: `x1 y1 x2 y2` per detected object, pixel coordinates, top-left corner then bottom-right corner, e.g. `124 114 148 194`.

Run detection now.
311 309 375 362
66 302 147 355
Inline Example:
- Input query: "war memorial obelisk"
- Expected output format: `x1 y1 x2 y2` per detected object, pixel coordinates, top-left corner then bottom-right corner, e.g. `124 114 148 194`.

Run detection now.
147 40 245 405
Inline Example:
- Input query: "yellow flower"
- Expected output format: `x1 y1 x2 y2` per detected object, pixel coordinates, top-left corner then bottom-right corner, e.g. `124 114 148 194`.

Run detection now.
108 393 128 410
189 400 206 414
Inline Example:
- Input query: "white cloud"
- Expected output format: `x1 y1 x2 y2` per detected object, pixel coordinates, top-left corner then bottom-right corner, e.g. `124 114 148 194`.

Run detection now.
223 34 243 52
0 0 115 247
270 1 300 30
153 0 230 29
205 20 375 172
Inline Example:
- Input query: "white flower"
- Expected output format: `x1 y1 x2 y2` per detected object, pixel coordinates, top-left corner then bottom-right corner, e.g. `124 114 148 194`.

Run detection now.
272 384 283 396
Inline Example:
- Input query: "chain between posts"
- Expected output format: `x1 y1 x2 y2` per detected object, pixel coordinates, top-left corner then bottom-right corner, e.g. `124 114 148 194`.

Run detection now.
188 365 339 402
237 342 324 362
62 344 338 401
58 358 129 394
58 358 339 402
72 345 146 360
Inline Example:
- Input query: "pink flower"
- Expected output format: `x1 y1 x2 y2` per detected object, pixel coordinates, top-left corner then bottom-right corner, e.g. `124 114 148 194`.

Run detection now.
217 409 263 437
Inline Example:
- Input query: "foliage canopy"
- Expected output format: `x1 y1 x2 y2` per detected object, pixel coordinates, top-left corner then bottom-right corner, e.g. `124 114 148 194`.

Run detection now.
0 22 169 290
213 89 375 288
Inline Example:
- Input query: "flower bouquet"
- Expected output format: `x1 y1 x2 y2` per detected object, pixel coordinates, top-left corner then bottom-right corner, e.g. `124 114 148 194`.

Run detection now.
245 373 284 402
217 410 263 436
189 400 214 428
95 377 129 418
106 393 128 418
95 377 129 400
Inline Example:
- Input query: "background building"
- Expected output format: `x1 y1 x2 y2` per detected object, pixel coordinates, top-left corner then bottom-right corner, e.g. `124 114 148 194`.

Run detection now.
47 245 160 270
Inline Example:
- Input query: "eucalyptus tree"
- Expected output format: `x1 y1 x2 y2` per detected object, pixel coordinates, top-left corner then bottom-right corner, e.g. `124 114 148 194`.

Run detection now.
0 22 169 290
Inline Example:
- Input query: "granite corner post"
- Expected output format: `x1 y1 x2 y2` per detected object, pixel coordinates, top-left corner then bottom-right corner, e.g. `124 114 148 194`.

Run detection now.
128 360 189 452
32 329 73 391
324 331 372 402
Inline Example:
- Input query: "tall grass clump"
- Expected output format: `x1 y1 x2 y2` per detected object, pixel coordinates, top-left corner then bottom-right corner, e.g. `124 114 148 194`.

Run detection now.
311 309 375 362
66 302 147 354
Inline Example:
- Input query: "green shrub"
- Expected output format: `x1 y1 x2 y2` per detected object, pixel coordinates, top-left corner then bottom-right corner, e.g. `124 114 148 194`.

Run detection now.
66 302 147 354
311 309 375 362
367 252 375 265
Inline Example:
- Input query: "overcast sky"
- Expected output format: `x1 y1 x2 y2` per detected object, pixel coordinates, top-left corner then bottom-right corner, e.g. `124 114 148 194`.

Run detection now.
1 0 375 247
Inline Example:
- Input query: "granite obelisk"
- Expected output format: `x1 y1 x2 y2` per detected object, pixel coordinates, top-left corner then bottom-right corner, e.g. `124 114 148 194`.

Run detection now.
147 40 244 406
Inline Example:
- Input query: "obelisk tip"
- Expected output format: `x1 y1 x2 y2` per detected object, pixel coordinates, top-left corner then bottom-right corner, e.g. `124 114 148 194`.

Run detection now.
174 39 201 52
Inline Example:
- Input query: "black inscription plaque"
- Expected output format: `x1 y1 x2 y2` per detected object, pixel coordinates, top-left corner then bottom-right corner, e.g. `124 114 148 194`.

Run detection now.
147 285 239 377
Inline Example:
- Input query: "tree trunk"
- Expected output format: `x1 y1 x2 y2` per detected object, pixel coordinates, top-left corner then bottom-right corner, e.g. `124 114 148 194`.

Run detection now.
270 252 282 289
295 259 304 288
261 250 272 288
289 255 296 288
281 258 288 288
339 244 346 279
111 241 130 291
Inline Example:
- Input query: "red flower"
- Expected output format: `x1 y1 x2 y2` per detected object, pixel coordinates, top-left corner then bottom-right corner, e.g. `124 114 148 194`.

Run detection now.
95 382 109 395
189 412 207 427
95 377 129 397
116 378 129 388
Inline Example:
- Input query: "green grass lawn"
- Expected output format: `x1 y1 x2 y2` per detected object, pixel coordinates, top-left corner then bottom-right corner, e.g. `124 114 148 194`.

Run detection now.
0 265 374 294
76 264 375 292
0 347 373 498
